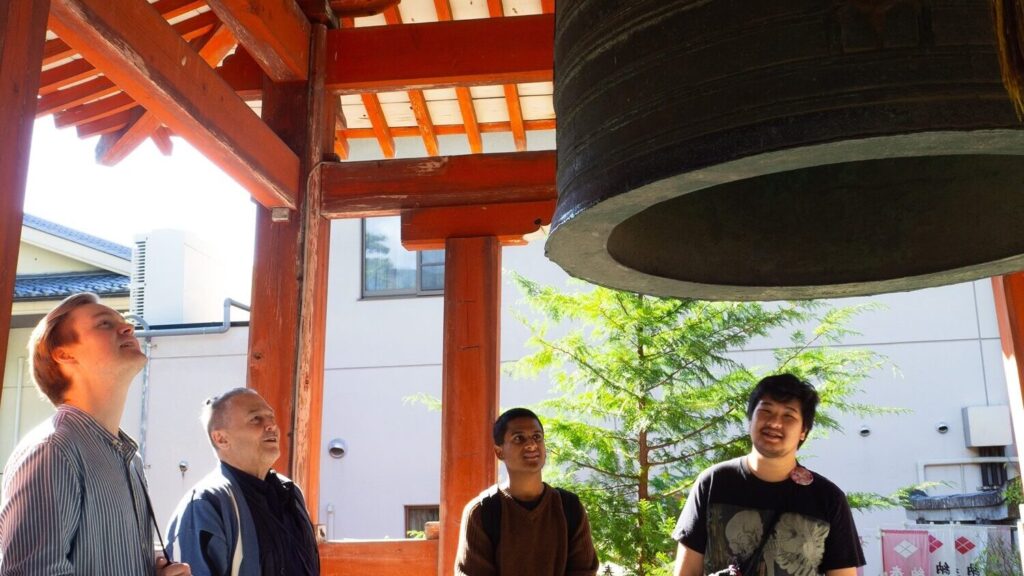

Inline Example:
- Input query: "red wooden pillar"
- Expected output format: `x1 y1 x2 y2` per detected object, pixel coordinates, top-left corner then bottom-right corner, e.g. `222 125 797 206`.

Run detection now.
0 0 50 396
248 25 330 520
438 236 501 576
991 274 1024 476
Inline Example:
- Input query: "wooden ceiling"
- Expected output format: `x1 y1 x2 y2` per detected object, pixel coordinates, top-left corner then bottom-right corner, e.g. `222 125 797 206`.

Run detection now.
39 0 555 205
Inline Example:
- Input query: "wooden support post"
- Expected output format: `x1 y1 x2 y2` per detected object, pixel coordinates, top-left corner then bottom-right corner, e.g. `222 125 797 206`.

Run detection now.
248 24 329 521
991 274 1024 480
438 236 501 576
0 0 51 397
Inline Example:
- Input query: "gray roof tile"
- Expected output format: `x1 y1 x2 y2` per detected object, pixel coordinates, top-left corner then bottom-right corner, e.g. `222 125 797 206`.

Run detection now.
14 272 130 301
22 214 131 261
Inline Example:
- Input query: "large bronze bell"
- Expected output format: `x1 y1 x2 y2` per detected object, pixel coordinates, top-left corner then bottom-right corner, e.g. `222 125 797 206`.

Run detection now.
547 0 1024 300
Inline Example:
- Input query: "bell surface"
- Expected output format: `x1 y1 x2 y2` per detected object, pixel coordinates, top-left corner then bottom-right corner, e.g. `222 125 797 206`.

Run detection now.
547 0 1024 300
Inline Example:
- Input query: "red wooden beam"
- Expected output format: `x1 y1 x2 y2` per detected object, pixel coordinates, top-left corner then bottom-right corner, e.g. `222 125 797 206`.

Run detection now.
41 10 218 98
96 24 237 166
541 0 554 14
215 47 263 101
321 151 555 218
402 200 554 251
49 0 299 209
456 87 482 154
361 93 395 158
40 10 219 118
38 59 98 95
340 118 556 139
432 1 482 154
503 84 527 151
437 236 501 576
332 100 349 159
328 0 398 16
381 5 437 157
408 90 439 157
320 540 437 575
151 126 174 155
220 15 554 94
0 0 50 402
37 76 118 116
42 32 76 67
206 0 310 82
432 0 452 19
295 0 339 28
329 15 552 92
42 0 205 66
76 108 134 138
248 24 329 520
54 92 136 128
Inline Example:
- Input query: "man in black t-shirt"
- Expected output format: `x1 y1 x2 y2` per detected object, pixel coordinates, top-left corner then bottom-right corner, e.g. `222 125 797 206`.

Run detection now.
672 374 864 576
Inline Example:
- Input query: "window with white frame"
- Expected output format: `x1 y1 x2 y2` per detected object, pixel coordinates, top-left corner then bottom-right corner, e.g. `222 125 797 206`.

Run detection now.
362 216 444 297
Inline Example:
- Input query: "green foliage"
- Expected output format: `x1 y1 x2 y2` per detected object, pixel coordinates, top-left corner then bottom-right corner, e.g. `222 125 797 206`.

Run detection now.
977 531 1022 575
846 482 947 512
509 274 890 576
1004 476 1023 508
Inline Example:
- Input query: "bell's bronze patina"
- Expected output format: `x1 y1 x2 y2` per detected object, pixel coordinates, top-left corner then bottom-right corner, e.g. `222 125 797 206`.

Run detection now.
548 0 1024 300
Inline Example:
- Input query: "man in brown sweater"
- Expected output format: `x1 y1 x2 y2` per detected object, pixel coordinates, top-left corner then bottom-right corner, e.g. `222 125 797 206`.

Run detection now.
454 408 599 576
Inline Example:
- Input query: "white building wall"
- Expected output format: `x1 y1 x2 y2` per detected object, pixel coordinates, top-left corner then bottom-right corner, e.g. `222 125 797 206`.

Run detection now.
121 327 251 526
15 244 99 274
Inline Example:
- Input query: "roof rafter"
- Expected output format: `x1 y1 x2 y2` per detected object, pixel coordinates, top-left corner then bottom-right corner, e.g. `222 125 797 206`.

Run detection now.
76 109 134 138
486 1 527 152
434 0 483 153
205 0 310 82
382 5 438 157
360 92 395 158
504 84 527 151
39 10 220 111
43 0 206 66
49 0 300 209
96 24 237 166
341 118 555 139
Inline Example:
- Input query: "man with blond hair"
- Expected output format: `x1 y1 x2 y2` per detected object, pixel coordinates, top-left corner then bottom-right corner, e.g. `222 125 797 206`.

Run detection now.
0 293 190 575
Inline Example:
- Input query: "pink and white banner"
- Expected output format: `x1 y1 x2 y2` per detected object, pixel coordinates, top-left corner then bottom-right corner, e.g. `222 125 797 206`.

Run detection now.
882 526 1017 576
882 529 930 576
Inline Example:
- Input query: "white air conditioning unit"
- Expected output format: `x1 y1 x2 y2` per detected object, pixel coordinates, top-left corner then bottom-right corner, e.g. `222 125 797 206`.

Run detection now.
962 405 1013 448
129 230 227 326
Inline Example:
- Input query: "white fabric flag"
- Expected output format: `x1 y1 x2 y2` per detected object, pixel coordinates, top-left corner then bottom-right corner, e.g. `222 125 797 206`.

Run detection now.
952 525 988 576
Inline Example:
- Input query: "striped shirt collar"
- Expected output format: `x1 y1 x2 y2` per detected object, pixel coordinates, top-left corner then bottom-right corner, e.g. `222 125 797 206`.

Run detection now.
56 403 139 460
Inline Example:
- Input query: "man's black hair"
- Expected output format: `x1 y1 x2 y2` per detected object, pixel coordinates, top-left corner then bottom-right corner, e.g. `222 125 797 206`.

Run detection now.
492 407 543 446
746 373 820 442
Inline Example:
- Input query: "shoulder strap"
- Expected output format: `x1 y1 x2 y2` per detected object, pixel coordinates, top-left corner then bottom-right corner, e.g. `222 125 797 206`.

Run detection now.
483 486 582 556
556 488 582 540
480 485 503 550
740 510 783 576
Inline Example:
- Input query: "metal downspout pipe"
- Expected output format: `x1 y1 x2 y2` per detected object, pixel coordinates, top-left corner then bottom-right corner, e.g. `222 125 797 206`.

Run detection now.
128 298 250 465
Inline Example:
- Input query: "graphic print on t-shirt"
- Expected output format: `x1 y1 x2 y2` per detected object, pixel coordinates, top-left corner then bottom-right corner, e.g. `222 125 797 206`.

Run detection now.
705 503 830 576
